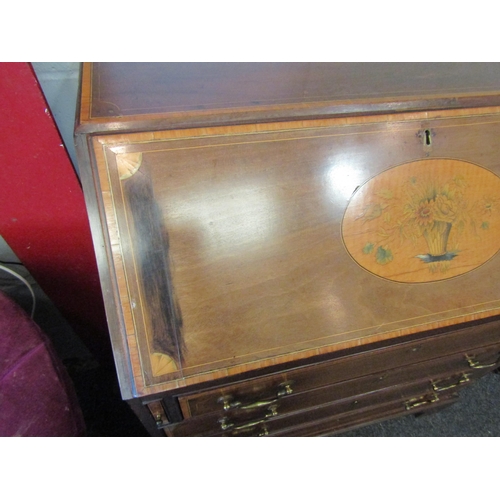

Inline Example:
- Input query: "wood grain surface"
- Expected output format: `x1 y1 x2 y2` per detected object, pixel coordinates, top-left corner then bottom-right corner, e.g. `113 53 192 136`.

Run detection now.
77 63 500 134
89 106 500 395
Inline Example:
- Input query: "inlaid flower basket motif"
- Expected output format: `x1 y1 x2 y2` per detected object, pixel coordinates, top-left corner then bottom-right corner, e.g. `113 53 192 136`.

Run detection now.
342 159 500 283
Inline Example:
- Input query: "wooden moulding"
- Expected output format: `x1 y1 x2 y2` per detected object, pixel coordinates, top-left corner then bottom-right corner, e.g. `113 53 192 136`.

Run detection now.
86 105 500 397
76 62 500 135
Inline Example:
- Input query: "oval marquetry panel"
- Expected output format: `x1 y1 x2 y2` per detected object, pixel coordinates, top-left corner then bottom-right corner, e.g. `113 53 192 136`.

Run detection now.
342 158 500 283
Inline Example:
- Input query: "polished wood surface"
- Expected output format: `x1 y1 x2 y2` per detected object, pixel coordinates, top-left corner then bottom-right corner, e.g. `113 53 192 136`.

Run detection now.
77 63 500 133
90 106 500 395
76 63 500 435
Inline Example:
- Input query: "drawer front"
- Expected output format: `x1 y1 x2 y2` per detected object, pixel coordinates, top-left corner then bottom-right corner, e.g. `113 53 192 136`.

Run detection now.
179 323 500 418
240 372 481 437
146 401 169 428
165 344 500 436
171 377 459 437
272 392 460 437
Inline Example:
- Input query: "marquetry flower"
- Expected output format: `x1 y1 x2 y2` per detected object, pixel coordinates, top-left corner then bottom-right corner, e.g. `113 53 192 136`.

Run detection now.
480 197 498 218
414 200 435 226
433 194 457 223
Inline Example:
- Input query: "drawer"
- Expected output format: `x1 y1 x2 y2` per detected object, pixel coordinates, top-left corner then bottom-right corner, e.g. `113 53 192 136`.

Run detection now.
197 377 460 437
230 373 478 437
178 324 500 418
146 401 170 428
273 392 460 437
163 345 499 436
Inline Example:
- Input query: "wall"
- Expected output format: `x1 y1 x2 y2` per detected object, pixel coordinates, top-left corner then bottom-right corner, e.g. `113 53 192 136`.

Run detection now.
1 62 80 264
31 62 80 172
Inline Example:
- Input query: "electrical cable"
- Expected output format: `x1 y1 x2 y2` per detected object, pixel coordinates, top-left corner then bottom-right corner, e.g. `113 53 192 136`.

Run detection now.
0 263 36 319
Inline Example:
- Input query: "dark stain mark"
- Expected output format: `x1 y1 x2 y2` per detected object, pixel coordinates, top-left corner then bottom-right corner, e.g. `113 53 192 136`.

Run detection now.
122 170 185 365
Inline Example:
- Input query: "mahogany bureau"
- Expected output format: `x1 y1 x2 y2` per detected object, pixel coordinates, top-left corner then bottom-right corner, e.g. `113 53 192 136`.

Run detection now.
75 63 500 436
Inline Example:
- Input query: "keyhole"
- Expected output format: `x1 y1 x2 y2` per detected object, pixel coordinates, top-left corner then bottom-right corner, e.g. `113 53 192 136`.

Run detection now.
424 129 432 146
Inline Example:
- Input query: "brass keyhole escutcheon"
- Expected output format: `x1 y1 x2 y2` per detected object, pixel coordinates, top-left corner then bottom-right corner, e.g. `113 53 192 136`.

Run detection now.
424 129 432 146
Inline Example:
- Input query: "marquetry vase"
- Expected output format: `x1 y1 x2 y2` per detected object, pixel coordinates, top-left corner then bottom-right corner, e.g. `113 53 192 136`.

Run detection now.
423 221 452 257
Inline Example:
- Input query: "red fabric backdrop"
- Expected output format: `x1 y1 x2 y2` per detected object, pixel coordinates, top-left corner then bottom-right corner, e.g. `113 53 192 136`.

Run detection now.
0 62 109 358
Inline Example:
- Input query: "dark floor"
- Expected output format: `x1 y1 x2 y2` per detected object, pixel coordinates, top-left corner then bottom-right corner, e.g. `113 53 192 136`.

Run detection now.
2 259 500 437
66 361 149 437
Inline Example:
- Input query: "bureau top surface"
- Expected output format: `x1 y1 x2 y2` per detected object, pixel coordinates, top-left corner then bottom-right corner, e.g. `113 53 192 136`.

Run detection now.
78 62 500 133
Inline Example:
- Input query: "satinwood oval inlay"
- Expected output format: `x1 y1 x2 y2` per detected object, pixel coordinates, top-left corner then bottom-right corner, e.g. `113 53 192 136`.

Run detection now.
342 158 500 283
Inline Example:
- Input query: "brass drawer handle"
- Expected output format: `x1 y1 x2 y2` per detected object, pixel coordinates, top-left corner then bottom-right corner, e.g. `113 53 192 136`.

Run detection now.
466 354 500 369
219 405 278 431
431 373 470 392
231 424 270 437
405 393 439 410
218 383 293 411
229 422 270 437
258 426 269 437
